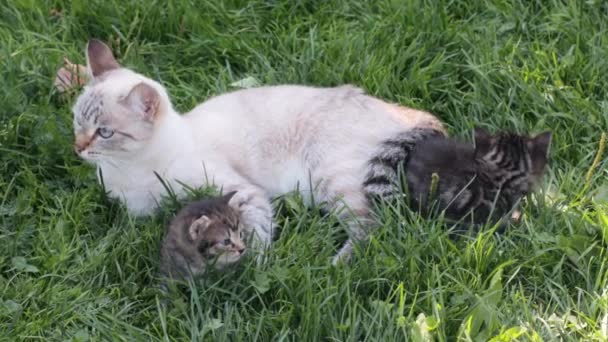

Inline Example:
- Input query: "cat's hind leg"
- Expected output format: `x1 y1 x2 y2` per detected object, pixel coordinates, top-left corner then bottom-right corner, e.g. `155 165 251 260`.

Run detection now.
325 189 373 265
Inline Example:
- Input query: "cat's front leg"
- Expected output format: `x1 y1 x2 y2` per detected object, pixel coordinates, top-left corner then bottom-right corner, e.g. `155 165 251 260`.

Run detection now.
230 185 274 245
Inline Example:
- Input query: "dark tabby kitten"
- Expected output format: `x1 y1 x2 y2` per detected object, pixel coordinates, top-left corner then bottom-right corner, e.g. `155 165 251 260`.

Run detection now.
405 127 551 225
159 191 246 281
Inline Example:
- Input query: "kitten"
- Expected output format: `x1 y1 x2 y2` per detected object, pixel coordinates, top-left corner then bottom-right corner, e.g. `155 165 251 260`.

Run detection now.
404 127 551 225
67 39 446 264
159 191 246 281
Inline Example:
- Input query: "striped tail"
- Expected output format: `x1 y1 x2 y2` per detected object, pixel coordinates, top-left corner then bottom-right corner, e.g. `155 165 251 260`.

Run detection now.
363 127 444 201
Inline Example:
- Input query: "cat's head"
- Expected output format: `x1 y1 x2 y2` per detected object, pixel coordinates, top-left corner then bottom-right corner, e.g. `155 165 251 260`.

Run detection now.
160 191 246 280
72 39 172 163
474 127 552 195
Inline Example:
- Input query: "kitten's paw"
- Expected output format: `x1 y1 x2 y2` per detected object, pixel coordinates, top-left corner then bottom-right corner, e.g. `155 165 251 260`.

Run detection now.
510 209 522 223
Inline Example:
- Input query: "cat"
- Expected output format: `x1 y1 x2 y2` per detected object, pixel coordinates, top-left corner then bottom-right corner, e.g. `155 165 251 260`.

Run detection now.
366 127 551 226
67 39 445 263
159 191 246 281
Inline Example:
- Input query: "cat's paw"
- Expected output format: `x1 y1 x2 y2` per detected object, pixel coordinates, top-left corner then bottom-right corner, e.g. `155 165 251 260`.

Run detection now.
54 57 87 93
248 241 268 266
254 249 267 266
331 240 354 265
245 229 271 266
227 191 250 209
331 253 352 266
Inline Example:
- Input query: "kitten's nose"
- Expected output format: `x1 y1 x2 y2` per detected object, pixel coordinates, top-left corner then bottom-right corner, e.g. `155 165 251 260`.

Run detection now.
74 144 85 154
237 247 246 255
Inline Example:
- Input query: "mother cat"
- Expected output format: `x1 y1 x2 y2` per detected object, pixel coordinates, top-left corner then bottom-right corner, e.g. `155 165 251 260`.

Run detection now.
71 39 445 263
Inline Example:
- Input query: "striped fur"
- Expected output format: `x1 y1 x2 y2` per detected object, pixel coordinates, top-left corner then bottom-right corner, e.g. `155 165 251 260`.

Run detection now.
363 127 445 199
365 127 551 225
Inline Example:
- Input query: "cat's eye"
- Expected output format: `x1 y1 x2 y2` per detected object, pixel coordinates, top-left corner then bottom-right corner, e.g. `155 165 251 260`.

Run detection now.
97 127 115 139
223 238 231 245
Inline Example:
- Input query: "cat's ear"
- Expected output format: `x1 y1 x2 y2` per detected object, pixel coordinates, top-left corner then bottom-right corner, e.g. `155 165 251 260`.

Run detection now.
123 82 160 121
86 39 120 78
473 127 494 155
189 216 211 241
221 191 238 204
529 131 552 159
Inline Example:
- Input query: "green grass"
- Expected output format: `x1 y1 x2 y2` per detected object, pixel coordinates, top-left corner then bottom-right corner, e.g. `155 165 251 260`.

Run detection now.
1 0 608 340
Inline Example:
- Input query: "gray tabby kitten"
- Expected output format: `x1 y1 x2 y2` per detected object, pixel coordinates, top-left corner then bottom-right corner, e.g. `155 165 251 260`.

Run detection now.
159 191 246 281
406 127 551 224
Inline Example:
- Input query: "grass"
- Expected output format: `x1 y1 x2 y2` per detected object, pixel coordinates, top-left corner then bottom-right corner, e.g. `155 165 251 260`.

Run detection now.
1 0 608 340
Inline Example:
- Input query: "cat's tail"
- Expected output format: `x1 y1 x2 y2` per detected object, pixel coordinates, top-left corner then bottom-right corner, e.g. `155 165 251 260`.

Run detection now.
363 127 444 201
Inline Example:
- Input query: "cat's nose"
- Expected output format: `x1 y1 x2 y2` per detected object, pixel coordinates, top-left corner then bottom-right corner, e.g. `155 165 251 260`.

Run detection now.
237 247 246 255
74 143 85 154
74 135 92 154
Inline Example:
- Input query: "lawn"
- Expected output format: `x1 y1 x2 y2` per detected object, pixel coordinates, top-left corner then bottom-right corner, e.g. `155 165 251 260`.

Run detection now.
1 0 608 340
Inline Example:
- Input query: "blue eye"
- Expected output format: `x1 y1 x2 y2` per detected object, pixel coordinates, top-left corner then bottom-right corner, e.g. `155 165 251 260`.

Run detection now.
223 238 231 245
97 127 114 139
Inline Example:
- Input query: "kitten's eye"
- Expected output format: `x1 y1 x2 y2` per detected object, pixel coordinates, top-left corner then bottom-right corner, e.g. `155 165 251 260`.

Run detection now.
223 238 231 245
97 127 115 139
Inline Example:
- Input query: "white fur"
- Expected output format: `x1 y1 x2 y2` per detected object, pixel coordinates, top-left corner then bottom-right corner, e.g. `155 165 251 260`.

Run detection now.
74 67 443 263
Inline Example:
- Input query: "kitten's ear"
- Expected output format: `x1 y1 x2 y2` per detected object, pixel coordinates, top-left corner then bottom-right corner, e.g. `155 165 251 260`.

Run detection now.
123 82 160 121
86 39 120 78
473 127 494 154
189 216 211 241
221 191 238 204
529 131 552 159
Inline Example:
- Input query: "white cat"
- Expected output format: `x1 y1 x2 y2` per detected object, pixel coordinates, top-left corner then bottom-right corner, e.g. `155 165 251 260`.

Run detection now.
70 39 445 263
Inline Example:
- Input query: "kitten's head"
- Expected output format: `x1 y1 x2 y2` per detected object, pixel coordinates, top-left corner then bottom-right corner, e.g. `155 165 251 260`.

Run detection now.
474 127 552 195
189 214 246 268
72 39 172 163
160 191 246 280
